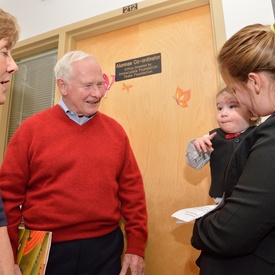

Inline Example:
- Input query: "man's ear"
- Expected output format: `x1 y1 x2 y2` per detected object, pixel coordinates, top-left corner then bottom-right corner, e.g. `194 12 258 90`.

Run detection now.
247 72 261 94
56 78 68 96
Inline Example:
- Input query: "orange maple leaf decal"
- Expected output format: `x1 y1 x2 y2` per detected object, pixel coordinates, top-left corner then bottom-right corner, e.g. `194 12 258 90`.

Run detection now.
122 83 133 92
174 87 191 107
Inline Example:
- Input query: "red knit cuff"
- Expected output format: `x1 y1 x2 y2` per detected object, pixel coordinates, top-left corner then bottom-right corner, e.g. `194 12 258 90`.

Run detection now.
126 237 147 258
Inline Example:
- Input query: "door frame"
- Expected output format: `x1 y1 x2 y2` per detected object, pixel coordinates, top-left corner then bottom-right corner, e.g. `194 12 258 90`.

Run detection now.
0 0 226 161
12 0 226 62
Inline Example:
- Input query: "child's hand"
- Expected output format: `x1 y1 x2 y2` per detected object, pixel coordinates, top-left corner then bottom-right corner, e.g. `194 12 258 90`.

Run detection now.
192 132 217 153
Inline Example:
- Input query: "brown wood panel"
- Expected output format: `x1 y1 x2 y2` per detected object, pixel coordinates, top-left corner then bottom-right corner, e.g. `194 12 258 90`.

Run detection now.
76 4 218 274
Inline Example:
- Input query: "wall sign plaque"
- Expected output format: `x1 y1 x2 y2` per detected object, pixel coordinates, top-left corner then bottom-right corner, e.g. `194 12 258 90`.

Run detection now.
115 53 162 81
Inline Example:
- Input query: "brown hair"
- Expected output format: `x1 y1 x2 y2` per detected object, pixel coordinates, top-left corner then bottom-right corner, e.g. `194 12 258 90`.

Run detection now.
216 87 233 98
217 24 275 82
0 8 20 49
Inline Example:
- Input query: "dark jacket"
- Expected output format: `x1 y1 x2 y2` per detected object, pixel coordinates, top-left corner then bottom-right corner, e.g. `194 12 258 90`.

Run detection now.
191 113 275 275
209 127 255 198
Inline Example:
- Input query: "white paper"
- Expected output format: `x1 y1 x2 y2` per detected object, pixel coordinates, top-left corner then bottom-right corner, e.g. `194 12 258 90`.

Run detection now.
171 204 218 223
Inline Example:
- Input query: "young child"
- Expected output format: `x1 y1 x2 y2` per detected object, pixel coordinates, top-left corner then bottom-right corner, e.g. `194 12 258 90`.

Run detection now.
186 87 260 203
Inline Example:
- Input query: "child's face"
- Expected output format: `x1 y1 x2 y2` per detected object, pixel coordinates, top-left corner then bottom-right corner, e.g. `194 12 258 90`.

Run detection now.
216 91 251 133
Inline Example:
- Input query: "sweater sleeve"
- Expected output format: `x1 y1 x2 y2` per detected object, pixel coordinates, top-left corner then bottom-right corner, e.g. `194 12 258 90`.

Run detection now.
186 139 211 169
117 136 148 258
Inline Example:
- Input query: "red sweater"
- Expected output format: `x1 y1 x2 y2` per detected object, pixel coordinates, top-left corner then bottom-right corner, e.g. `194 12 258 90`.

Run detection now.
0 105 148 259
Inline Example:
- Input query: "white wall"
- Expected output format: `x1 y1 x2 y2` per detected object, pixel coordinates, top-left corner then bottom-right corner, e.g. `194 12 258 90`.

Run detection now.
222 0 274 39
1 0 144 41
1 0 275 41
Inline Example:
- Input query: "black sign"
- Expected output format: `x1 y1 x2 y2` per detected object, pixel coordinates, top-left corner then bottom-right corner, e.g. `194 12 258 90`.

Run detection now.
123 3 138 13
115 53 162 82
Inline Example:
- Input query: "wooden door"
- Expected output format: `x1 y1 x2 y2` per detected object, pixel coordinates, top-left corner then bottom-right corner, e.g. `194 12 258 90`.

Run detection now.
76 4 218 274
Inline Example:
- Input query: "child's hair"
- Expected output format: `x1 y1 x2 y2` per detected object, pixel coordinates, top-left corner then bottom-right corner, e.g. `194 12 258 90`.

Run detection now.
216 87 261 126
216 87 232 98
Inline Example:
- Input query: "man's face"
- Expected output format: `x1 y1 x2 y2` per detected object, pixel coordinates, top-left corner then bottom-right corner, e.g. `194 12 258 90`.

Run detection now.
60 58 106 117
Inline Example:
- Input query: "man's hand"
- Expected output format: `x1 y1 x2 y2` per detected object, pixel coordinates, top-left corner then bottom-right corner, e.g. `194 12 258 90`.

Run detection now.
119 253 145 275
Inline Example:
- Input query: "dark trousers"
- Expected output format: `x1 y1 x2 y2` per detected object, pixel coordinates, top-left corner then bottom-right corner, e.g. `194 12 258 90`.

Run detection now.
45 227 124 275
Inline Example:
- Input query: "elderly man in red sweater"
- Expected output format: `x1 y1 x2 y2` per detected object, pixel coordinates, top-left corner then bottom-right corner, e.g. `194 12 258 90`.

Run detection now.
0 50 148 275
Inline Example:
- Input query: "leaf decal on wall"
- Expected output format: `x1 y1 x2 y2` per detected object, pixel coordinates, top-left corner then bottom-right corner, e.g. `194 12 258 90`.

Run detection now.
103 73 115 98
122 83 133 92
174 87 191 107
